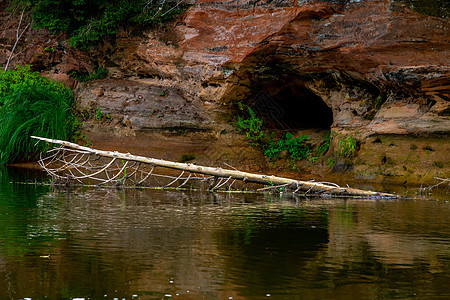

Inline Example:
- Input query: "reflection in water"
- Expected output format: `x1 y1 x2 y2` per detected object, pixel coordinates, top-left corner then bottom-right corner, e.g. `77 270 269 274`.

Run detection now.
216 207 329 297
0 167 449 299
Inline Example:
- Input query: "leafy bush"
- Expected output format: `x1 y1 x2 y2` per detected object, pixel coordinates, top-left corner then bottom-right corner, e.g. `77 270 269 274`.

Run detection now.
13 0 187 49
0 68 74 164
0 65 71 107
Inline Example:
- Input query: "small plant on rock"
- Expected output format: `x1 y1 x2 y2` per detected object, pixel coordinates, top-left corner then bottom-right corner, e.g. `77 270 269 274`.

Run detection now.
235 107 265 146
264 133 311 160
72 66 108 82
95 107 104 121
316 131 331 156
235 105 312 161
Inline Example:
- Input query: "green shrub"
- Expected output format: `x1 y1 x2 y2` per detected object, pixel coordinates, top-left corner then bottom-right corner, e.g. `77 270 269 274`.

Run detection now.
13 0 187 49
0 65 71 107
0 69 74 164
284 133 310 160
95 107 104 121
264 138 284 158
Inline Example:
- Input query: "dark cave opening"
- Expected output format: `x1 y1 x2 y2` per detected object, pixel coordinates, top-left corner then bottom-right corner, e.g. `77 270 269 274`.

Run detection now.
248 82 333 130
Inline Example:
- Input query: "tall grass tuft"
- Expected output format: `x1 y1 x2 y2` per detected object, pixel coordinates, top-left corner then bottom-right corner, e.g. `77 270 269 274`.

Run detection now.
0 84 73 165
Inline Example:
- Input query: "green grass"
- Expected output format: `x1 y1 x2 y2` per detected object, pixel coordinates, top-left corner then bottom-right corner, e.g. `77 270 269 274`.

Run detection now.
336 133 359 159
316 130 331 156
0 83 74 165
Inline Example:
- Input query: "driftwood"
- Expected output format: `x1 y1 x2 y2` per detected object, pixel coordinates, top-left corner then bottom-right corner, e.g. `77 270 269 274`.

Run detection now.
31 136 398 199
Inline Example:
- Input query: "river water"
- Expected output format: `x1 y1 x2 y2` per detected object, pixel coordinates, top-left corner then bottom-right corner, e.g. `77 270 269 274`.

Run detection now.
0 167 449 299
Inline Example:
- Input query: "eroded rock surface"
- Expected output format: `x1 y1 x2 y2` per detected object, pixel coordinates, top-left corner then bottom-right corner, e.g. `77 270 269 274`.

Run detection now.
77 79 213 130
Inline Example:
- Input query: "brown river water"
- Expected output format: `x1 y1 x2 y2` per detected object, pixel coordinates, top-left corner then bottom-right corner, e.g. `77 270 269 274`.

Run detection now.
0 167 449 299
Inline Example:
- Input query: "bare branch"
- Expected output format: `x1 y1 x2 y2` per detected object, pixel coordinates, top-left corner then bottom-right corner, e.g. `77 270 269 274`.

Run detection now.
3 9 31 75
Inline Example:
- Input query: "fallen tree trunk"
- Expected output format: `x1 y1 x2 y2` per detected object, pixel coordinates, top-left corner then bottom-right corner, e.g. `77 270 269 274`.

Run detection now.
31 136 398 198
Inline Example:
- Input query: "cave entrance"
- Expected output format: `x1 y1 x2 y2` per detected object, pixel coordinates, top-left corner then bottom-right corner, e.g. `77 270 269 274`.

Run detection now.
248 82 333 130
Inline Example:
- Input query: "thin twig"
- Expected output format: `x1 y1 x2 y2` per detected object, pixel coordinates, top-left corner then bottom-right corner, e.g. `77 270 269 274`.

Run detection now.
137 166 155 185
163 171 185 188
177 173 192 189
3 9 30 75
215 176 232 190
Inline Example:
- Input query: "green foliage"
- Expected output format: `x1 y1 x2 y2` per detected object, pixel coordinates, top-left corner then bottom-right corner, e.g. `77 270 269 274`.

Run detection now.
327 157 336 167
0 65 70 107
335 133 359 159
235 107 265 146
308 156 318 163
95 107 104 121
0 83 74 165
373 94 385 110
72 66 108 82
44 46 55 52
14 0 187 49
316 130 331 156
76 102 96 120
263 138 284 158
235 106 312 161
235 106 335 163
264 133 310 160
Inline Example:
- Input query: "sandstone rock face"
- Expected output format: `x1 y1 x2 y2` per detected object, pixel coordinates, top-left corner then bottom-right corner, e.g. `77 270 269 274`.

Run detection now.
1 0 448 184
76 79 213 131
94 0 449 135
